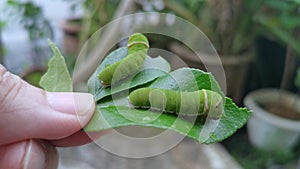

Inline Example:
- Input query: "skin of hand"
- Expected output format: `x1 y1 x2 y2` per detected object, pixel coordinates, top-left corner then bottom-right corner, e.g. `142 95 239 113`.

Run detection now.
0 64 108 169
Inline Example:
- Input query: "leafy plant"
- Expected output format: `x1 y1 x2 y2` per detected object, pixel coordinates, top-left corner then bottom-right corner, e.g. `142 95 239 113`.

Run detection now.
254 0 300 55
295 67 300 89
255 0 300 90
151 0 263 55
4 0 53 41
39 35 250 144
22 70 45 87
223 129 299 169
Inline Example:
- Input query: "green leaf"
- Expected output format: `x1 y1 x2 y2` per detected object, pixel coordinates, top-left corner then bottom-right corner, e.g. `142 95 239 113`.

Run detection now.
85 98 249 144
39 40 72 92
84 68 250 144
149 68 225 99
88 47 127 96
95 68 168 101
88 47 171 101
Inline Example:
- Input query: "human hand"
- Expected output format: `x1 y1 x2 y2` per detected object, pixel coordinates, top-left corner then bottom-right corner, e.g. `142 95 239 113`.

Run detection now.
0 64 106 169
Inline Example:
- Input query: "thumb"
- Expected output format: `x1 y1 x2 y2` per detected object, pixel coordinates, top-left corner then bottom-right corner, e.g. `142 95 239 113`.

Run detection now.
0 65 95 145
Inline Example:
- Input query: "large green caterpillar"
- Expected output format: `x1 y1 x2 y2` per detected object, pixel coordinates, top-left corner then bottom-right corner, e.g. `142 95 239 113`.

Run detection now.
129 88 224 118
98 33 149 87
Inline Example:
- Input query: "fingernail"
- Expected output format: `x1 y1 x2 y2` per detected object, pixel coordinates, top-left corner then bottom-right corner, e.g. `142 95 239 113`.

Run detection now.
47 92 95 116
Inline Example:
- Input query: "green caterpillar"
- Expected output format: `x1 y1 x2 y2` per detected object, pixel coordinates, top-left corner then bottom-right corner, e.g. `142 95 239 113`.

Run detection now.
98 33 149 87
129 88 224 118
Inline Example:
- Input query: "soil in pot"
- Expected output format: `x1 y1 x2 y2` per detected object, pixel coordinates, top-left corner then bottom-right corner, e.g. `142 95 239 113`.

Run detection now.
263 103 300 121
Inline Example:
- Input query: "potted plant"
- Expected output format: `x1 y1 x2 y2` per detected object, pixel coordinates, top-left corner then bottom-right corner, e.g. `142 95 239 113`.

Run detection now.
244 88 300 152
159 0 263 104
244 0 300 152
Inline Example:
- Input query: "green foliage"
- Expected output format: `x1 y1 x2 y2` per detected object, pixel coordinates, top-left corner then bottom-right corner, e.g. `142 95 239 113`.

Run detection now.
295 67 300 89
157 0 263 55
223 129 300 169
5 0 53 41
0 21 6 29
0 20 4 64
39 40 72 92
22 71 45 88
255 0 300 55
254 0 300 90
63 0 119 21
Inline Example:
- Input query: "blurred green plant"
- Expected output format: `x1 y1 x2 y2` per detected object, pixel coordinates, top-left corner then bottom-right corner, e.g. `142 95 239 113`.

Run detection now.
223 129 299 169
2 0 54 67
4 0 53 41
22 71 44 87
254 0 300 90
159 0 264 55
0 19 4 64
295 67 300 89
255 0 300 55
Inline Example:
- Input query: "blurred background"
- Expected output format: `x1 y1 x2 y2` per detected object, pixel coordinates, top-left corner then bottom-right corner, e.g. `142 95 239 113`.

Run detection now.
0 0 300 169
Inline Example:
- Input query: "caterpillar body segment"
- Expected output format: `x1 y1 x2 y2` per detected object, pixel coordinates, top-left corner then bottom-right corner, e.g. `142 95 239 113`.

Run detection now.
129 88 224 118
98 33 149 86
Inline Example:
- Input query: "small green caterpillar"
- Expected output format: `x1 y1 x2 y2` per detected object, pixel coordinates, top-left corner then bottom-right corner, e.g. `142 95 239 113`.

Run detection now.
129 88 224 118
98 33 149 87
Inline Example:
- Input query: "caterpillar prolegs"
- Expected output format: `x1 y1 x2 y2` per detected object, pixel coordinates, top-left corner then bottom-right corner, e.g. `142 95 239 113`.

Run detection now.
129 88 224 118
98 33 149 86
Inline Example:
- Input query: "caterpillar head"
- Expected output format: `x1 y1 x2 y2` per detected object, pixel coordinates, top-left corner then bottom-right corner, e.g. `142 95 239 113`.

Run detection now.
127 33 149 52
206 90 224 119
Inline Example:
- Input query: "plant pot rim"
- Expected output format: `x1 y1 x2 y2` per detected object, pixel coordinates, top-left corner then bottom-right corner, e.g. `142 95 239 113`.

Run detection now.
60 17 82 33
169 43 254 65
244 88 300 131
200 52 254 65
